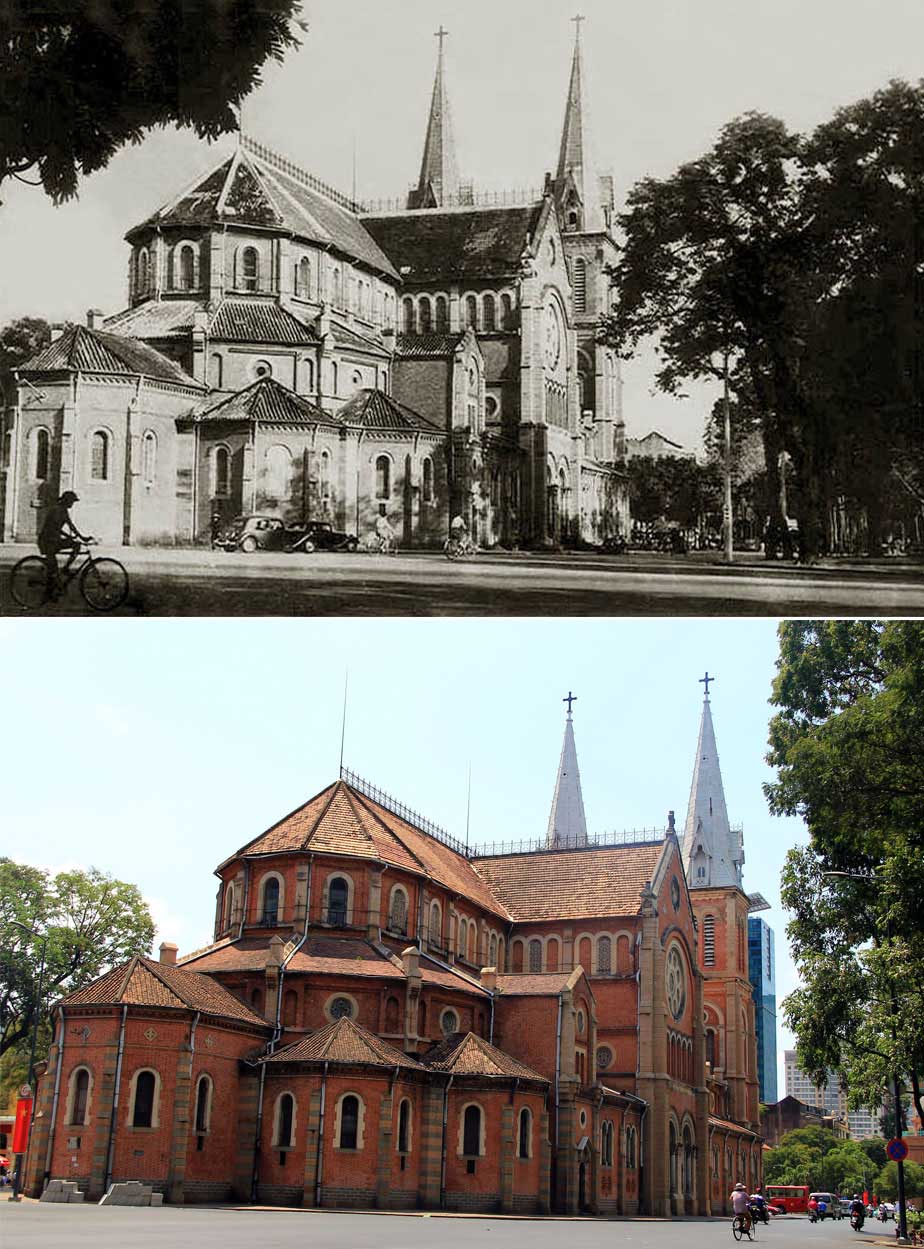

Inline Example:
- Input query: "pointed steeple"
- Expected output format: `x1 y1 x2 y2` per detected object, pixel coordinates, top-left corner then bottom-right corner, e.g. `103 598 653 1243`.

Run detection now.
408 27 460 210
546 693 588 848
554 16 605 233
681 675 744 889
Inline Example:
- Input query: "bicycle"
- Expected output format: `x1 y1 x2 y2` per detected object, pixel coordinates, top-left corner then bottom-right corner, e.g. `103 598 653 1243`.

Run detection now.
10 540 129 611
443 534 478 561
732 1213 755 1241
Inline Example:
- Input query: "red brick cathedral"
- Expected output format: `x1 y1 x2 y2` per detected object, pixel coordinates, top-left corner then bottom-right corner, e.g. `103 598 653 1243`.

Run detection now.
25 689 762 1215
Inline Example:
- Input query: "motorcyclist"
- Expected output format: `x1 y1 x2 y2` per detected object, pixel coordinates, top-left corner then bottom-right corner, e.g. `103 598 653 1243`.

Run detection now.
808 1196 819 1223
817 1197 828 1220
850 1194 865 1228
749 1189 769 1223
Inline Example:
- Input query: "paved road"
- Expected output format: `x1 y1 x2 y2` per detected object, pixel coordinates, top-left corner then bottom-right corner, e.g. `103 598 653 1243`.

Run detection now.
3 547 923 617
0 1206 886 1249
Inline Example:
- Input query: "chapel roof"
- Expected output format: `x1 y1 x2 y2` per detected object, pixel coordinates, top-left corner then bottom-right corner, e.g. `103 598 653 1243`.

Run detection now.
493 971 580 996
58 955 267 1027
421 1031 548 1082
394 332 468 359
329 318 391 357
472 840 667 922
361 203 545 283
209 299 320 345
127 145 399 279
336 388 442 432
262 1016 424 1069
191 376 337 427
18 325 204 389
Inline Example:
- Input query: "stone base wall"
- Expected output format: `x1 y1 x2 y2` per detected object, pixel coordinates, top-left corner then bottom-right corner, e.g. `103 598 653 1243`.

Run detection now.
321 1185 376 1208
512 1193 542 1214
444 1190 502 1212
183 1180 235 1204
256 1184 303 1206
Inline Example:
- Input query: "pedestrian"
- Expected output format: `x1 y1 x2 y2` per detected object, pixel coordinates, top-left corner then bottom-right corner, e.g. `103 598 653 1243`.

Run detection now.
210 512 223 549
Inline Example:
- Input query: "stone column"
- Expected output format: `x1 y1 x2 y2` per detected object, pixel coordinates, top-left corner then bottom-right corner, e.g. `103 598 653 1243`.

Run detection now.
538 1109 552 1214
693 967 711 1215
403 947 422 1050
166 1028 194 1203
418 1085 445 1209
89 1031 122 1198
375 1088 395 1207
367 868 383 941
232 1072 260 1202
500 1102 515 1212
300 1086 323 1206
636 884 669 1216
24 1050 55 1196
264 935 285 1026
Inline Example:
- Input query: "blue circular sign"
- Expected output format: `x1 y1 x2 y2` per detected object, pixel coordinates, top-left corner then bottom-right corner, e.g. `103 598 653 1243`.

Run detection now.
886 1138 909 1162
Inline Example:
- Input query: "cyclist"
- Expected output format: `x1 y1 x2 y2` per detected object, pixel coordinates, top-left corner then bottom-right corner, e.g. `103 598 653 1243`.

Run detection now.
731 1182 751 1234
374 509 395 554
38 491 91 598
447 512 474 556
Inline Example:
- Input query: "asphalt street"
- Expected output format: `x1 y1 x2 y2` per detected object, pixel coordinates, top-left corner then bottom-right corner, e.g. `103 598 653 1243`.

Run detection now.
3 547 924 617
0 1206 891 1249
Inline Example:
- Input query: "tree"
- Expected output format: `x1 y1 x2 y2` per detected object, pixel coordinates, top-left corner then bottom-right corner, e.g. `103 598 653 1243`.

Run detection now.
765 621 924 1132
626 455 722 529
763 1125 842 1190
874 1161 924 1201
0 317 56 402
0 1 305 204
0 858 155 1064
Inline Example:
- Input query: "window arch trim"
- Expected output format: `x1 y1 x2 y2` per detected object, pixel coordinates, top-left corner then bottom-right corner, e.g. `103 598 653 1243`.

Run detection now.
127 1068 161 1128
334 1090 365 1150
458 1101 485 1157
272 1090 296 1148
66 1065 93 1127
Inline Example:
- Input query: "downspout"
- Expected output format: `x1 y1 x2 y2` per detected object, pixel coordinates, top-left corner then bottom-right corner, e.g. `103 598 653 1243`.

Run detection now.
489 990 495 1045
439 1074 454 1208
314 1060 330 1206
250 1062 267 1203
41 1009 66 1190
103 1004 128 1192
192 418 200 543
554 992 563 1149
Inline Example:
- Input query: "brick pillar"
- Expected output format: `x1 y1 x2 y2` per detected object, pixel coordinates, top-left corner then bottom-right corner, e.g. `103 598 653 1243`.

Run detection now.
232 1072 260 1202
301 1086 323 1207
499 1103 515 1212
375 1088 394 1207
554 1092 578 1213
24 1049 56 1196
693 968 711 1215
367 868 383 941
88 1035 121 1198
418 1085 444 1209
538 1110 552 1214
166 1033 194 1203
294 867 309 929
59 401 77 497
636 885 669 1216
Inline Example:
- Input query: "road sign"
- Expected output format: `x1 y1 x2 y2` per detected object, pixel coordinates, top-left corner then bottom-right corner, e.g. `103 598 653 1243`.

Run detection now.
886 1137 909 1162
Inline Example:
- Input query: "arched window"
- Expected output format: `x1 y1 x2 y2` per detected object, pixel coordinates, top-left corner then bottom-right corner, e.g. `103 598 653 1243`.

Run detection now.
375 455 391 500
31 427 50 481
418 296 432 334
572 257 587 313
211 445 230 498
385 995 400 1032
90 430 110 481
175 244 195 291
275 1092 294 1147
429 900 442 950
142 430 156 486
528 939 542 973
328 876 349 926
223 882 236 931
328 995 355 1020
440 1008 459 1036
617 934 632 973
488 933 498 966
669 1121 678 1193
388 886 408 934
251 986 264 1014
303 357 315 393
297 256 311 298
331 360 339 395
456 916 467 957
683 1124 694 1196
328 268 341 308
705 1028 716 1069
703 915 715 967
500 293 513 329
319 448 331 500
467 923 476 964
462 1104 482 1156
68 1067 90 1125
435 295 449 333
131 1070 157 1128
210 353 223 388
137 248 150 294
338 1094 360 1149
265 445 291 498
465 295 478 330
482 294 496 332
597 935 612 974
261 877 280 925
283 989 297 1027
238 246 258 292
397 1098 411 1153
194 1075 211 1134
512 942 524 973
351 368 363 393
626 1125 637 1169
518 1106 531 1159
402 297 415 335
546 938 559 972
421 457 434 503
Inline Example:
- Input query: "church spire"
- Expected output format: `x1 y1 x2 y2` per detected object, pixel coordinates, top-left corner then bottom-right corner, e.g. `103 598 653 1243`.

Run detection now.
554 15 605 232
408 26 460 210
546 693 588 848
681 675 744 889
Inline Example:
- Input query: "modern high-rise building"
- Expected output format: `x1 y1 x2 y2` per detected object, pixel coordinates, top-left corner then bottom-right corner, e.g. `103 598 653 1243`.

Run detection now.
748 917 778 1103
783 1051 882 1139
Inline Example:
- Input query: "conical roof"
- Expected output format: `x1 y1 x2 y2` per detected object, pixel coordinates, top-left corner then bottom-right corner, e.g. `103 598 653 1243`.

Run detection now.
681 693 744 889
262 1016 424 1069
555 20 604 232
408 33 461 208
421 1031 547 1082
192 376 338 427
546 708 588 847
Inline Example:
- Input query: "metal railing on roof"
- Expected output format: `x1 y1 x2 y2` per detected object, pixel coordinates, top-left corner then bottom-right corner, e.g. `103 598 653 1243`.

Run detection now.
241 135 364 215
340 766 471 858
361 187 545 215
469 829 667 858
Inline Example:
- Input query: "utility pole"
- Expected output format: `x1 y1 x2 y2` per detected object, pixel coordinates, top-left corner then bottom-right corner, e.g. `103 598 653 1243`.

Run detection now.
722 351 734 564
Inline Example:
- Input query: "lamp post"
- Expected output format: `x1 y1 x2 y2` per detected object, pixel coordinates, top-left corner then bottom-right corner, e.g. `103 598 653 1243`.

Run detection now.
8 921 47 1203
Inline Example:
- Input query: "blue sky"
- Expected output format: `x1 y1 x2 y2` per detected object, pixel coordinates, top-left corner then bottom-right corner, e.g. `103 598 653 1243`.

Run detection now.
1 616 804 1090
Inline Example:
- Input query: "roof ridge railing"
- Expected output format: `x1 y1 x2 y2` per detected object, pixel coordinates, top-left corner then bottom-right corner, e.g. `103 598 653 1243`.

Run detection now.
241 134 364 215
361 187 545 215
340 766 471 858
469 829 667 857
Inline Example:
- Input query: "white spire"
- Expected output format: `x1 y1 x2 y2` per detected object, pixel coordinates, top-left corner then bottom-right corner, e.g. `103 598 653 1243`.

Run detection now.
554 15 605 232
546 693 588 848
681 676 744 889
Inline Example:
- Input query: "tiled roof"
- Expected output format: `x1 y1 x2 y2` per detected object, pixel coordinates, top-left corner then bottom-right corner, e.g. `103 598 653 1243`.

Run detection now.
709 1116 759 1137
129 149 399 280
361 204 545 283
337 389 442 432
471 842 667 922
209 299 319 345
395 333 466 359
421 1031 547 1082
329 319 390 357
192 377 337 427
418 955 490 996
104 299 202 339
493 972 576 997
19 326 204 389
263 1016 424 1069
58 956 267 1027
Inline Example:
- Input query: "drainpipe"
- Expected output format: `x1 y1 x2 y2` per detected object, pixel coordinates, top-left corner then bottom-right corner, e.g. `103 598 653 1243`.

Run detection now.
314 1060 330 1206
41 1009 65 1191
250 1062 267 1203
489 991 495 1045
439 1074 454 1208
554 992 563 1149
103 1005 128 1192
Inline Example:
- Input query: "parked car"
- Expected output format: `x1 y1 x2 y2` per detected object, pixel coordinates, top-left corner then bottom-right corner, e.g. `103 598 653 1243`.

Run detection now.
286 521 358 553
215 515 289 553
809 1192 843 1220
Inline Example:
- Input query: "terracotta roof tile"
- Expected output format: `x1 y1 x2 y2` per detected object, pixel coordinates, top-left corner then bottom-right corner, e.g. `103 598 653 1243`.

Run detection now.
104 299 202 340
421 1031 547 1082
336 389 441 432
20 326 203 389
494 972 575 996
192 377 337 427
709 1116 759 1137
418 954 490 996
263 1016 424 1068
209 299 320 346
471 842 666 922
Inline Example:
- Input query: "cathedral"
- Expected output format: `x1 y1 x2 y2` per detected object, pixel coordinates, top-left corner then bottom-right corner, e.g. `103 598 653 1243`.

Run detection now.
0 22 629 550
23 686 762 1216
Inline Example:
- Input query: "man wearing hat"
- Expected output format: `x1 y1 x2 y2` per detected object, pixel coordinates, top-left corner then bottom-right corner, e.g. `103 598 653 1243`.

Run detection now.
731 1182 752 1232
39 491 91 598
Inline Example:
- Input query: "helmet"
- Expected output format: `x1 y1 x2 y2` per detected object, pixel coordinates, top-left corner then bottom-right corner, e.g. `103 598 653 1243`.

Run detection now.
735 1183 746 1190
60 490 79 505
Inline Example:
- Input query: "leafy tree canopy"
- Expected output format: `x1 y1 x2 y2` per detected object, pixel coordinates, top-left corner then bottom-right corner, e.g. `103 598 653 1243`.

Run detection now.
0 0 304 203
765 621 924 1130
874 1161 924 1201
763 1127 880 1192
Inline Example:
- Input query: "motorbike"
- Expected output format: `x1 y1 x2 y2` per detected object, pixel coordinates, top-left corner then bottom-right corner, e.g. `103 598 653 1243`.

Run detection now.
749 1201 770 1225
850 1212 865 1232
808 1208 819 1224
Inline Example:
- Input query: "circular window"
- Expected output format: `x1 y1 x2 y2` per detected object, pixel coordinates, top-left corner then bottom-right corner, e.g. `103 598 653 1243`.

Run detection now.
252 359 273 379
485 395 499 419
579 1109 586 1128
671 875 681 911
666 947 686 1021
596 1046 613 1070
576 1009 585 1035
329 996 353 1020
440 1008 459 1036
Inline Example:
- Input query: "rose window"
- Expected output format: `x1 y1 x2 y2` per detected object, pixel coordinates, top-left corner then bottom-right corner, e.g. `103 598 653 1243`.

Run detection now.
666 947 686 1020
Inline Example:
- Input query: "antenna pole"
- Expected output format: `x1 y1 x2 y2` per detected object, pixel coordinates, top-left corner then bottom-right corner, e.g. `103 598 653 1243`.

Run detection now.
465 761 472 849
339 671 349 775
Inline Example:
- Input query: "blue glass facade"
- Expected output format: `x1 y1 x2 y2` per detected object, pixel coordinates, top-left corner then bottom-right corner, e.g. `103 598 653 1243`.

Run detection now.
748 916 778 1103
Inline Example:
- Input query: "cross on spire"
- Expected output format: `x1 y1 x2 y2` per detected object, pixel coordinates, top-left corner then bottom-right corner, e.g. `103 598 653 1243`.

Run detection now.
434 25 448 54
699 671 715 698
563 691 577 717
571 13 585 39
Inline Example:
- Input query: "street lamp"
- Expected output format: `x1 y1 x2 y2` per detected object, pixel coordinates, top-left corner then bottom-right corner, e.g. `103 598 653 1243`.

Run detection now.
8 921 47 1203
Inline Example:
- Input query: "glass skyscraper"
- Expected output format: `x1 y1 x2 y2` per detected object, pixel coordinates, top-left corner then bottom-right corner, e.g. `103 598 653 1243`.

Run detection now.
748 916 778 1103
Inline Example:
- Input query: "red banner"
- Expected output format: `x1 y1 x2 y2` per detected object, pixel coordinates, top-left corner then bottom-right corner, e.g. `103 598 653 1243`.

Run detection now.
12 1097 32 1154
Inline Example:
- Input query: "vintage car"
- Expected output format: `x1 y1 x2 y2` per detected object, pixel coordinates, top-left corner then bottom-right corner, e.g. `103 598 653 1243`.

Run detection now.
214 515 289 553
286 521 359 553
